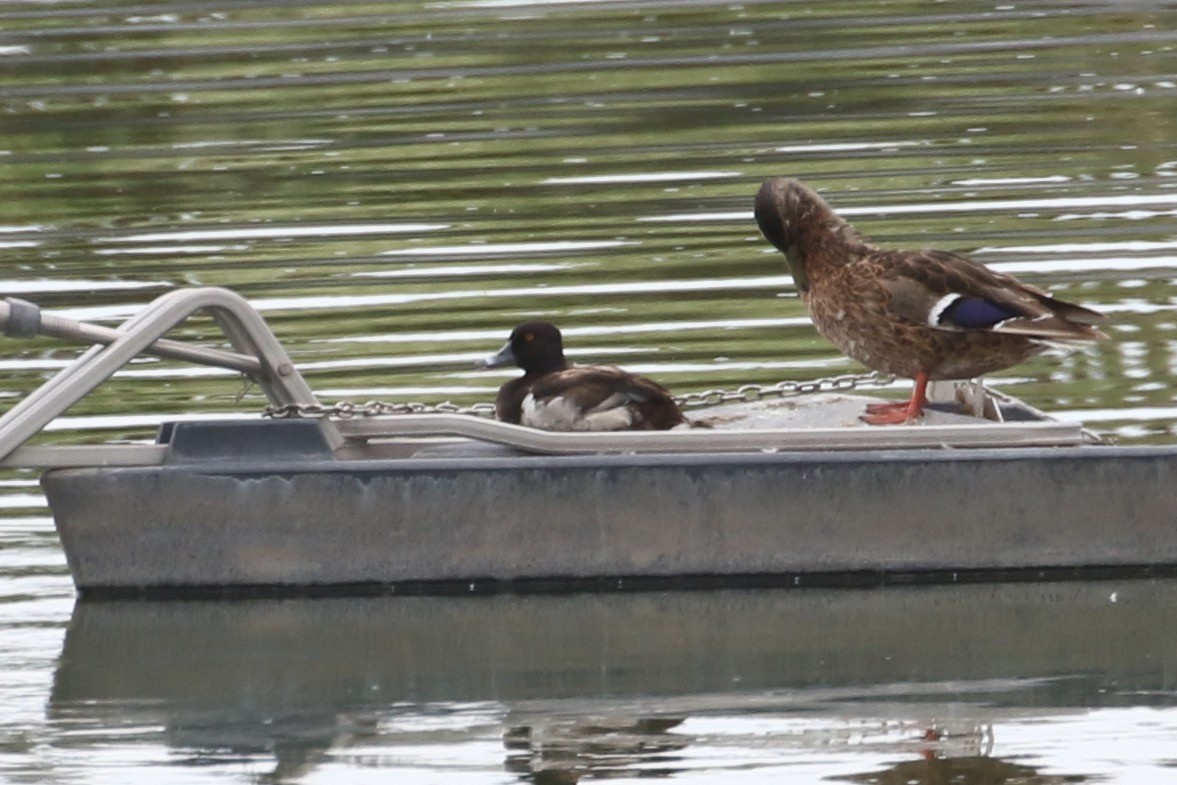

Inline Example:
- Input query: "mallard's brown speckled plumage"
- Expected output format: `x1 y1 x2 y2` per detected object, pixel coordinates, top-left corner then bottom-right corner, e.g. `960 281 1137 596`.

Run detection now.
754 177 1108 423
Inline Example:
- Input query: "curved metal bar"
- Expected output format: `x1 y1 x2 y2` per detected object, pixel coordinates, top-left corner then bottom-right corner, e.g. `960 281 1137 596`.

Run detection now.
0 288 322 461
334 413 1084 454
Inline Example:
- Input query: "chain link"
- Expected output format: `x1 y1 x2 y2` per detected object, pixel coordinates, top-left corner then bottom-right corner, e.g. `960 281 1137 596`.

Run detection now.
264 399 499 419
670 370 895 410
262 371 895 420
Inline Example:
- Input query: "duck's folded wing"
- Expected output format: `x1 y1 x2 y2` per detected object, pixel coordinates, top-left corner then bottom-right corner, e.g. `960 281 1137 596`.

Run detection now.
876 249 1107 341
534 367 671 412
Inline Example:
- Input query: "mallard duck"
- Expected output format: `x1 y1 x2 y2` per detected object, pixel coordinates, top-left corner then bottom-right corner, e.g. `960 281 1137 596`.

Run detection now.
479 321 686 431
754 177 1108 424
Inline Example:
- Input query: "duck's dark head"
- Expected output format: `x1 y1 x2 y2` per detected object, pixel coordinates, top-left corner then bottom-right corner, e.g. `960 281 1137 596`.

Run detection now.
755 177 864 292
754 177 811 254
480 321 568 375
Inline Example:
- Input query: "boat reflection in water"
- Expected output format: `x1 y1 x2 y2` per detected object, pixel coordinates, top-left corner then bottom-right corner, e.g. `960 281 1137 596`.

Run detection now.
49 579 1177 783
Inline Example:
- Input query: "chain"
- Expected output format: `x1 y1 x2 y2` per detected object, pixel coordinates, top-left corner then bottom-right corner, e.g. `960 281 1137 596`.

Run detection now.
670 370 896 410
264 399 499 419
262 371 895 420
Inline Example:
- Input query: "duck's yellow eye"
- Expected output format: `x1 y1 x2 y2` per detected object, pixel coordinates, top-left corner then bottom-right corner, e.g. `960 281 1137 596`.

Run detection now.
524 333 534 342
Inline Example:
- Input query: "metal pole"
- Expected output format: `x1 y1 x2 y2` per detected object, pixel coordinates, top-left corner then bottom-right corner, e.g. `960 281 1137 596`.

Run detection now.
1 298 263 375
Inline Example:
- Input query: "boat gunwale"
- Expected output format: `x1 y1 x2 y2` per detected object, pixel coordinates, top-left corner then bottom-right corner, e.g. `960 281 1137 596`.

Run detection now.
39 440 1177 478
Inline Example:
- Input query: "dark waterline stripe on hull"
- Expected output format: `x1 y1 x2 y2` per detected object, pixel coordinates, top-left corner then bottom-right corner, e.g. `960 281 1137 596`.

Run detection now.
75 563 1177 602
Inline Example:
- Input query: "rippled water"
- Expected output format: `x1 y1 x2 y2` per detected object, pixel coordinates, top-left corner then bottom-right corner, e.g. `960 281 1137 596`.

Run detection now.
2 0 1177 782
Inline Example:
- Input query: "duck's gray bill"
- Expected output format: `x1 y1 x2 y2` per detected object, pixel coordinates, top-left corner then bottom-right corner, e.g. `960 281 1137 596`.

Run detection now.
477 340 515 369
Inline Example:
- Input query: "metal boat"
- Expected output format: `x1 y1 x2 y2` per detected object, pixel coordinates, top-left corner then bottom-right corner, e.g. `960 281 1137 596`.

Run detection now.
2 288 1175 597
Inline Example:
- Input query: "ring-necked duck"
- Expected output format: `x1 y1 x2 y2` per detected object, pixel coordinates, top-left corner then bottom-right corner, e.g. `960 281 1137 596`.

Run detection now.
479 321 686 431
754 177 1108 424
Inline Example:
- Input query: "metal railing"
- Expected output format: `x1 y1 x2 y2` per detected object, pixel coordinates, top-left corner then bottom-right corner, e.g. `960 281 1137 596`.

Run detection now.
0 287 328 463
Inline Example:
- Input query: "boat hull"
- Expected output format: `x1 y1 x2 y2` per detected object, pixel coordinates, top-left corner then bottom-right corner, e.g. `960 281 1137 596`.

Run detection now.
42 434 1177 596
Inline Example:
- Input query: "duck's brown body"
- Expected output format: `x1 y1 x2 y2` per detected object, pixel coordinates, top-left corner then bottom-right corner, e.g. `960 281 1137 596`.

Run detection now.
801 248 1045 381
481 322 685 431
495 365 685 431
754 178 1108 422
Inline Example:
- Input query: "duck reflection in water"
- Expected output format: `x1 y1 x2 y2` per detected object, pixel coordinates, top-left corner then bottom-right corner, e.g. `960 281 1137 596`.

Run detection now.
840 754 1091 785
754 177 1108 424
503 715 688 783
480 321 687 431
838 725 1091 785
158 710 383 785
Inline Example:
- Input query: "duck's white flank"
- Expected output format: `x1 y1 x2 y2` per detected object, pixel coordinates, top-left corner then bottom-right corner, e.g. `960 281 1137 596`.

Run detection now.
521 394 636 431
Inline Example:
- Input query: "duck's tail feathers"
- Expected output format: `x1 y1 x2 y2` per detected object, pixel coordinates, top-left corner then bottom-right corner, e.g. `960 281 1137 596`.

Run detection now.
993 315 1109 342
1031 294 1107 327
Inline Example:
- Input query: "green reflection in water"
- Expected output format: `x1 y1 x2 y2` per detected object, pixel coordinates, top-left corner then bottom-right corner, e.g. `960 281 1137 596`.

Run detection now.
0 0 1175 443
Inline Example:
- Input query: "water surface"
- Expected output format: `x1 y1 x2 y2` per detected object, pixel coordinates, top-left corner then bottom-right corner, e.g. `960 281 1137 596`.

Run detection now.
2 0 1177 781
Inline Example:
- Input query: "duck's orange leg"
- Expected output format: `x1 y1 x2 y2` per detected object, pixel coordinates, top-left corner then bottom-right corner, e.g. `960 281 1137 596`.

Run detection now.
861 371 930 425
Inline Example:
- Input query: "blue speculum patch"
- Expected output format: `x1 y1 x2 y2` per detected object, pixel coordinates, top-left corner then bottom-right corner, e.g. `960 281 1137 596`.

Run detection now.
942 297 1017 329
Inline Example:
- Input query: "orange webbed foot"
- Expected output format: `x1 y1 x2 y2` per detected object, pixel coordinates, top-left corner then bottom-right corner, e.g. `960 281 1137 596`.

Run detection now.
860 406 923 425
863 400 909 415
860 372 930 425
